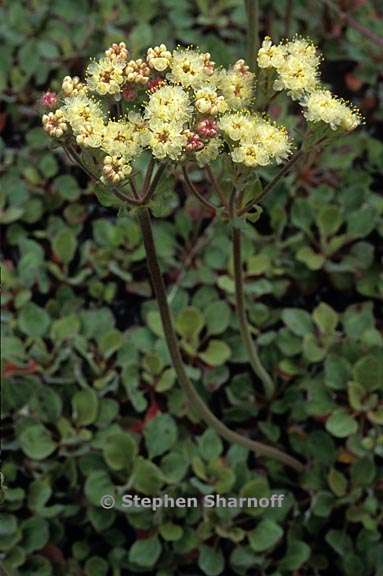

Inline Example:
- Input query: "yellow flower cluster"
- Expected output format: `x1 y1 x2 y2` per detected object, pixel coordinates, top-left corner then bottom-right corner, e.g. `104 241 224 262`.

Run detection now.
302 90 361 131
220 112 291 167
167 48 215 89
42 39 360 183
258 36 320 99
217 60 254 109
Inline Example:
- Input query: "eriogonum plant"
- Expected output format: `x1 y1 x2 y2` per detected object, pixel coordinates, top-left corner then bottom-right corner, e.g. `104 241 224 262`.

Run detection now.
42 36 360 472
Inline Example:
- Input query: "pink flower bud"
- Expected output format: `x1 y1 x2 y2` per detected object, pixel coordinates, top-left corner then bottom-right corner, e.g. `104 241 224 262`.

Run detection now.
147 77 165 93
41 91 58 108
122 85 137 101
185 131 204 152
196 118 218 139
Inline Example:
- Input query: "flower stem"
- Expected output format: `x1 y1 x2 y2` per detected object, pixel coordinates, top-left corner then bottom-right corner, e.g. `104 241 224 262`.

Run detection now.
137 206 304 472
232 223 275 400
245 0 260 71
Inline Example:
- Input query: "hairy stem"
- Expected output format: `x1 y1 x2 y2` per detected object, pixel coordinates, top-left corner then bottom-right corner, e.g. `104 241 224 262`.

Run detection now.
232 224 275 400
137 206 304 472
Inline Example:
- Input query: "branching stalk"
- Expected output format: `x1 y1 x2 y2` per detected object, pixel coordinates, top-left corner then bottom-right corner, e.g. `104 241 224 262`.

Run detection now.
182 166 217 213
137 205 304 472
232 223 275 399
239 150 303 215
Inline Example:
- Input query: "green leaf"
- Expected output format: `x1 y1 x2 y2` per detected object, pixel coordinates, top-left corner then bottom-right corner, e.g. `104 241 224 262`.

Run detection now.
52 227 77 264
132 457 164 495
353 354 383 391
54 175 80 200
85 557 108 576
199 339 231 366
50 314 80 341
144 414 178 458
146 310 164 337
248 519 283 552
279 540 311 570
175 306 205 341
198 429 223 461
296 246 325 270
28 479 52 510
247 253 271 275
347 206 377 238
198 544 225 576
159 522 183 542
98 329 123 359
282 308 314 337
18 424 56 460
313 302 339 334
84 471 115 506
325 410 358 438
21 517 49 553
18 302 50 337
327 468 348 497
317 205 342 238
103 433 137 471
129 536 162 568
72 388 98 426
205 300 231 335
324 354 351 390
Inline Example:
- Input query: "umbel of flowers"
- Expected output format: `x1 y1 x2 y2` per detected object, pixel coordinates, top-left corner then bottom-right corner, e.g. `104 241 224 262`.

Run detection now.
42 39 360 472
42 38 360 182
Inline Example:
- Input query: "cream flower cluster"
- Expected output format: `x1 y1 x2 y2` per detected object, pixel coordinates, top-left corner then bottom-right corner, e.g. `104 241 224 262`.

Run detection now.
258 36 320 98
220 112 291 167
301 90 360 131
257 36 360 129
42 39 360 183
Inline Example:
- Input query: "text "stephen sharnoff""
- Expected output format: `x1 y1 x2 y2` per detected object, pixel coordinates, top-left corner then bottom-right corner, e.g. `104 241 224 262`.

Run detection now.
100 493 286 510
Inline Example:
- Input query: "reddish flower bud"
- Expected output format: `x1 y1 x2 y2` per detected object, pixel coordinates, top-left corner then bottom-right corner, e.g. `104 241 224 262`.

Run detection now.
196 118 218 139
41 91 58 108
185 131 204 151
147 77 165 93
122 85 137 101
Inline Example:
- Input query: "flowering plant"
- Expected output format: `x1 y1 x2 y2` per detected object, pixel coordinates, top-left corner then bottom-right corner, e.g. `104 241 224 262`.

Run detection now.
42 37 360 472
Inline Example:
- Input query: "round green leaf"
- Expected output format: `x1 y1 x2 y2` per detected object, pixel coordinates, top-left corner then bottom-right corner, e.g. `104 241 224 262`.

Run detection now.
72 388 98 426
129 536 162 568
18 302 50 337
199 339 231 366
18 424 56 460
248 519 283 552
198 544 225 576
325 410 358 438
103 432 137 471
